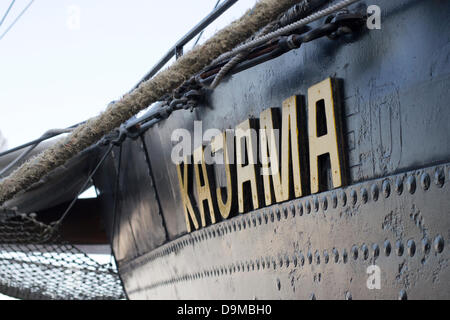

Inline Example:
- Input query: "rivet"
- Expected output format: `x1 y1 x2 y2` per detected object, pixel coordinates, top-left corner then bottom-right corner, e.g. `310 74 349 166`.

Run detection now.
396 240 404 256
350 190 357 205
382 180 391 198
407 239 416 257
333 248 339 263
331 193 338 208
406 176 416 194
340 191 347 207
285 255 290 268
421 173 430 190
395 176 403 195
298 203 304 216
315 250 320 264
276 208 281 221
371 184 379 201
342 249 348 263
306 201 311 214
299 252 305 266
290 204 296 217
313 197 319 212
345 291 352 300
434 235 444 253
351 245 358 260
384 240 392 256
321 196 328 211
361 188 368 204
422 237 431 255
434 168 444 187
361 244 369 260
323 250 329 264
398 290 407 300
372 243 380 258
307 251 313 264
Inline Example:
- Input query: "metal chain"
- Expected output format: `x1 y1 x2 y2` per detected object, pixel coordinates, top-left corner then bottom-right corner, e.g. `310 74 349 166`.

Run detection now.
219 0 360 61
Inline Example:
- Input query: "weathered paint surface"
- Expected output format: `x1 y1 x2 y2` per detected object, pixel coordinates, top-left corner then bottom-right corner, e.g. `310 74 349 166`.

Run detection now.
94 0 450 299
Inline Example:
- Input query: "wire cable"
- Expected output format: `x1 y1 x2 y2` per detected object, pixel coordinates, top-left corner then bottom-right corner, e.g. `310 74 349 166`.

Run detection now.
217 0 360 62
0 0 16 27
192 0 222 49
0 0 34 41
0 128 75 178
0 122 84 158
54 143 114 226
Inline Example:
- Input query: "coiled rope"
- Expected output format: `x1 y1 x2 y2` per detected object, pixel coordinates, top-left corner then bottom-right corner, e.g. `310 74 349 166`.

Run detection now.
0 0 360 205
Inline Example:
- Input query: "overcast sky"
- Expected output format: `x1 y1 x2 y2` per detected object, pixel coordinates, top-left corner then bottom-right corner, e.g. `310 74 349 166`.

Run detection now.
0 0 257 149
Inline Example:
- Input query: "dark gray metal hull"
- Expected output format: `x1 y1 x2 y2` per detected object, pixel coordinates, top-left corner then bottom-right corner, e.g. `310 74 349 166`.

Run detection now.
94 0 450 299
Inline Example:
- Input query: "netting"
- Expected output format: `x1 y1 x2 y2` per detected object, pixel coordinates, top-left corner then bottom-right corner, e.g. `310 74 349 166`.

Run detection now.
0 208 125 300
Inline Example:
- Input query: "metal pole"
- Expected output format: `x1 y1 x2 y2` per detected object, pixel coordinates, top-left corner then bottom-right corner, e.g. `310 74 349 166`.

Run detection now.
131 0 238 91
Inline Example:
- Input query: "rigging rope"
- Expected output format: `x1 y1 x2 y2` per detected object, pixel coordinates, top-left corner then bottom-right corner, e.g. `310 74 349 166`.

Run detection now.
0 0 359 206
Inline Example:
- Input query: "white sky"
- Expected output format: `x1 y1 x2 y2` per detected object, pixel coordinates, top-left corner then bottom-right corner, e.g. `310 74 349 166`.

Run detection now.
0 0 257 301
0 0 257 149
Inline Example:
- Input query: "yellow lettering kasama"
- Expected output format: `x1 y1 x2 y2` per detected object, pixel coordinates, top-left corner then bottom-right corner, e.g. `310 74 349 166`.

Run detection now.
210 132 234 219
176 77 345 233
176 157 199 233
280 96 304 199
235 119 260 213
307 78 343 193
193 146 216 226
260 108 281 206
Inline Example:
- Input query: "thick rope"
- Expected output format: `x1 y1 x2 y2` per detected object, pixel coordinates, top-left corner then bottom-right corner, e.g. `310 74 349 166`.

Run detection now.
0 0 304 205
209 52 248 89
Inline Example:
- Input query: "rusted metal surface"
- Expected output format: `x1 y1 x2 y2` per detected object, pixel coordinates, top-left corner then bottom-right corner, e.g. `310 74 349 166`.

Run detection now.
120 163 449 299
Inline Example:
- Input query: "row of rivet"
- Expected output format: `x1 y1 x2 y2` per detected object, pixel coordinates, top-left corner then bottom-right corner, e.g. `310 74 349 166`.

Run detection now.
129 234 445 294
124 167 447 272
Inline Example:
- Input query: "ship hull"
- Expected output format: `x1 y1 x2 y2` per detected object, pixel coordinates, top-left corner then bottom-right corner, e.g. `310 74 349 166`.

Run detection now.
95 0 450 299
